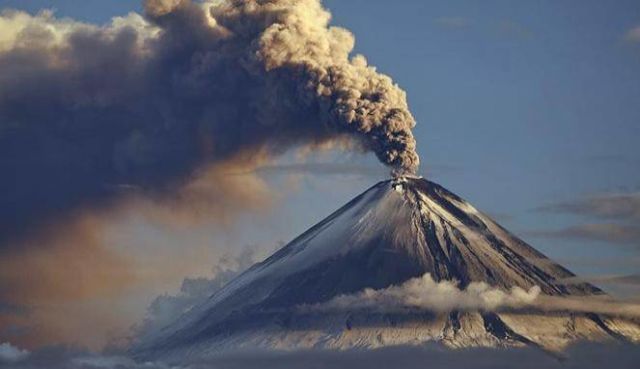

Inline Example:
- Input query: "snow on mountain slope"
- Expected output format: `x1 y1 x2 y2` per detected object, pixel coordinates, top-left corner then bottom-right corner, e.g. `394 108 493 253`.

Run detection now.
132 177 639 361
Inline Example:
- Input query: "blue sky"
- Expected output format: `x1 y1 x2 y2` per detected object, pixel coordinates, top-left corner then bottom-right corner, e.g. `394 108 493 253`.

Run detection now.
2 0 639 279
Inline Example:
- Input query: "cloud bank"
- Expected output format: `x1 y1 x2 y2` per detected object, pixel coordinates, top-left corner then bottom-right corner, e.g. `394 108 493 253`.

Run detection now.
305 273 640 319
306 273 541 313
1 343 640 369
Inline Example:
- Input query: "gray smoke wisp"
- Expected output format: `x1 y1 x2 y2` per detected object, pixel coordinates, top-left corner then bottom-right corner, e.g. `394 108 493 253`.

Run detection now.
0 0 419 244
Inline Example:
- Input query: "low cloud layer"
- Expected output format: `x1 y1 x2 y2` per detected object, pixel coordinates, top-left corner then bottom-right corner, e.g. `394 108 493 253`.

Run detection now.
1 343 640 369
306 273 541 313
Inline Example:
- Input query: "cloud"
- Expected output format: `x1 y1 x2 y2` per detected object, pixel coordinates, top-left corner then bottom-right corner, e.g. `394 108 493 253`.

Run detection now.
252 162 387 178
0 304 27 317
434 17 469 29
303 273 640 319
0 0 423 349
0 214 139 350
305 273 541 314
534 294 640 318
560 274 640 300
527 224 640 247
0 166 272 350
0 198 275 351
496 20 533 39
537 193 640 221
625 26 640 43
0 0 419 247
248 161 461 179
1 343 640 369
0 342 29 363
533 192 640 248
131 248 259 342
563 274 640 288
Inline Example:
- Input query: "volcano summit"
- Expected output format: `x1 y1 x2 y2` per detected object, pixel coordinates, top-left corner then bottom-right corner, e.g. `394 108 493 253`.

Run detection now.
134 177 640 361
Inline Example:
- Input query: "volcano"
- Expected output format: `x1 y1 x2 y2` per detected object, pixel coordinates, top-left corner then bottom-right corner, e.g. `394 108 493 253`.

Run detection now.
134 177 640 361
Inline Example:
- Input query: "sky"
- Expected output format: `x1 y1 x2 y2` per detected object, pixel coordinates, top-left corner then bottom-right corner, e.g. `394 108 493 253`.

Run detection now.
0 0 639 354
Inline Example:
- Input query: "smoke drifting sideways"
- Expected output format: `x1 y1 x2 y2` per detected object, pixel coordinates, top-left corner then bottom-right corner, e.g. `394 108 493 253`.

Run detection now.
0 0 419 247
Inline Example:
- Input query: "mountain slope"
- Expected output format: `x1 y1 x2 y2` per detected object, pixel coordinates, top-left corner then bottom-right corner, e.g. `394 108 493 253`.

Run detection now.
133 177 639 361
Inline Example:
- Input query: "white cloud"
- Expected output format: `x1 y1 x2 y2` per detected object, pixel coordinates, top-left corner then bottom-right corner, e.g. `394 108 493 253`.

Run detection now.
303 273 640 318
304 273 541 313
0 342 29 363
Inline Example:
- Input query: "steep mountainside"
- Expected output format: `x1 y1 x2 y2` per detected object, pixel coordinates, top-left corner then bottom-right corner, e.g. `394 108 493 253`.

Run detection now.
133 177 639 361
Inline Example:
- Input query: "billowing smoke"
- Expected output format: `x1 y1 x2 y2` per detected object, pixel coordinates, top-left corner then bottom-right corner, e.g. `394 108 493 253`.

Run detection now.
0 0 418 246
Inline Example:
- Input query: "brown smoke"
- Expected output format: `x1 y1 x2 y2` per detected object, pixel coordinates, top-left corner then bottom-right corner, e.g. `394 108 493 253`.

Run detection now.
0 162 272 350
0 0 419 245
0 0 419 349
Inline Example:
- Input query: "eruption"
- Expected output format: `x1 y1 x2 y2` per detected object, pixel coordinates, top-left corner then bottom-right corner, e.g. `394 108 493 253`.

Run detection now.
0 0 419 245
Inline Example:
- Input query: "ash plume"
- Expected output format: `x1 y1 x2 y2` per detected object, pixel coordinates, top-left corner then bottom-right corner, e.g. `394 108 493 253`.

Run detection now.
0 0 419 245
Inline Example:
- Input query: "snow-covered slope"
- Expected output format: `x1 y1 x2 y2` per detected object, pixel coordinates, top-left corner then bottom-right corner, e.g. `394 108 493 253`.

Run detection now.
132 177 639 361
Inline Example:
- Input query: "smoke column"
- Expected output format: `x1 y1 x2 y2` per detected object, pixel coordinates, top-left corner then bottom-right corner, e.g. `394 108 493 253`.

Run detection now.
0 0 419 244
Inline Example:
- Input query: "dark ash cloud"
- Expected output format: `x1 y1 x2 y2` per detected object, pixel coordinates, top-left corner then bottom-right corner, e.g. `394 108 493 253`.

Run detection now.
0 0 420 247
0 0 420 349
